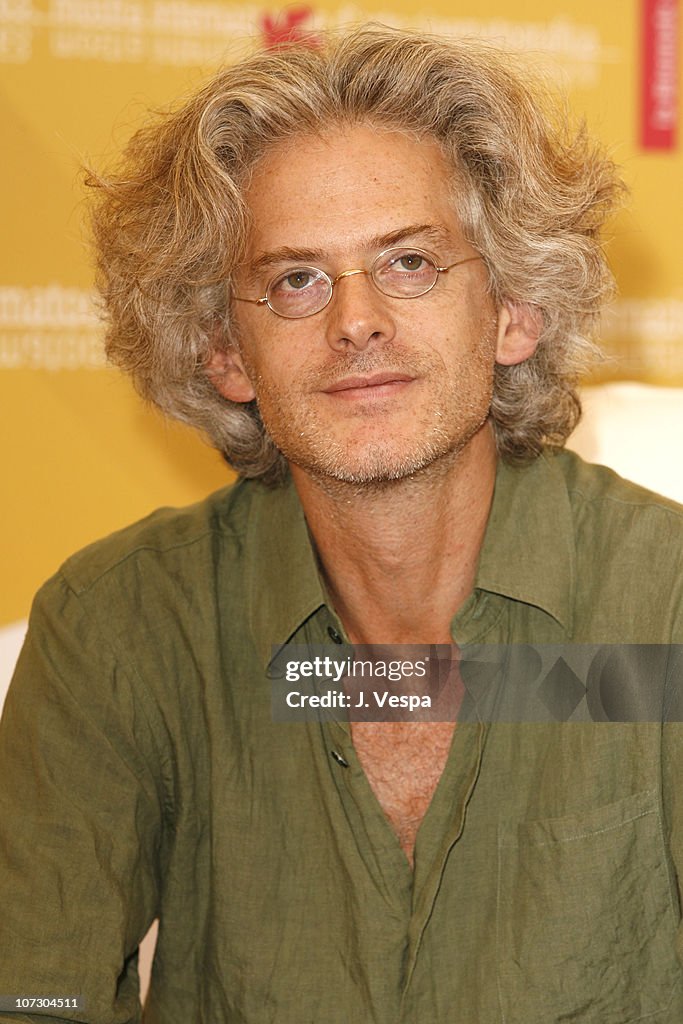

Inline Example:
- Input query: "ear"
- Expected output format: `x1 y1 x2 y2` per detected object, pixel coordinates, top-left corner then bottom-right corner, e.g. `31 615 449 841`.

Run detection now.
206 345 256 403
495 303 542 366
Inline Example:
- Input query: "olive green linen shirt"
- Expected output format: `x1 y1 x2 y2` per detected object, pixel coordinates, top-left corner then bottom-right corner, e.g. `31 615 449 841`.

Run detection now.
2 449 683 1024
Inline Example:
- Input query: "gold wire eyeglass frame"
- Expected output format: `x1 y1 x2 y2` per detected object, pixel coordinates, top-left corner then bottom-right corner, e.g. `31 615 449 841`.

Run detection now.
231 246 483 320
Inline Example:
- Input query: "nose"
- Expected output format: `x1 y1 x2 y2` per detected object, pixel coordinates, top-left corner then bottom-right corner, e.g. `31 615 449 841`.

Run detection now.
324 269 397 353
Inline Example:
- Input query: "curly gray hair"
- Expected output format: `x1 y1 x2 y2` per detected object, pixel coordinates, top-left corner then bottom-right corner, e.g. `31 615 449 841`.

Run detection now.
88 26 624 484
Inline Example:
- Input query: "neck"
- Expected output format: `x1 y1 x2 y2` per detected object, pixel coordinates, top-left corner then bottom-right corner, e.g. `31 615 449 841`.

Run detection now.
290 424 498 644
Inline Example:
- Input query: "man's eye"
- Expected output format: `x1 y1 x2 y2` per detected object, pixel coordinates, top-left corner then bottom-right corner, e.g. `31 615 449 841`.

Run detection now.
397 253 425 272
284 271 313 290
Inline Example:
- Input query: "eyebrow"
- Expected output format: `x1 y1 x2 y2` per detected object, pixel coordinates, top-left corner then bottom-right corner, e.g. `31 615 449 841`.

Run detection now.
246 223 457 278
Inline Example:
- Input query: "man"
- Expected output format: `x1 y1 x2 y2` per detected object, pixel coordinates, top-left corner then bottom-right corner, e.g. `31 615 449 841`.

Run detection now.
1 26 683 1024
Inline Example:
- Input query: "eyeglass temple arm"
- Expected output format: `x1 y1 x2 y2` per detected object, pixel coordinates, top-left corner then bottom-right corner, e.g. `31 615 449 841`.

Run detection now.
437 255 483 274
232 295 269 305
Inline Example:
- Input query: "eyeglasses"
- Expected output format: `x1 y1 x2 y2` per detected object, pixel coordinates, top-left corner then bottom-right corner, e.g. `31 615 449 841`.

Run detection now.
232 246 482 320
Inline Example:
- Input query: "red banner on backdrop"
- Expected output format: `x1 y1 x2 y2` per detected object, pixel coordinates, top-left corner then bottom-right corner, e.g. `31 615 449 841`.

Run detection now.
641 0 679 150
260 7 319 48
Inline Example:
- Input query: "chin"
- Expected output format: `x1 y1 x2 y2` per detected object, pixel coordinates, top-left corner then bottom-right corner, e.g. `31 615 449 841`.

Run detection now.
262 401 493 489
287 436 468 488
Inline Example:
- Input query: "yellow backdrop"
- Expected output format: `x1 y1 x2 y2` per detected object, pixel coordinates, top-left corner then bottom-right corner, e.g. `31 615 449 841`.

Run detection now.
1 0 681 623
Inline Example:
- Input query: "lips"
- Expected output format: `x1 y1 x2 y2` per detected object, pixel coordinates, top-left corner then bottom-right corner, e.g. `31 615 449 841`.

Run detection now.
323 371 414 393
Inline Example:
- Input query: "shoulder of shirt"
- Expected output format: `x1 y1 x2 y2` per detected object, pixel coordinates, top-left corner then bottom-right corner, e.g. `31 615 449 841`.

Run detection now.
554 448 683 521
552 449 683 574
57 476 261 597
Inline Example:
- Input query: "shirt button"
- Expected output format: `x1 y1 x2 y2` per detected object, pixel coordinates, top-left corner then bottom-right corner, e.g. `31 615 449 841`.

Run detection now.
327 626 343 644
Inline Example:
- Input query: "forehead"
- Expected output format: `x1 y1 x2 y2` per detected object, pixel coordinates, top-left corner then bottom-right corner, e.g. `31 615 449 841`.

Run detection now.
242 124 465 260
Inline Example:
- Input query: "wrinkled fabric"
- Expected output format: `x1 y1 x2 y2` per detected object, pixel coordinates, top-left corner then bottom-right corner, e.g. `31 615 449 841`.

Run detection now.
1 450 683 1023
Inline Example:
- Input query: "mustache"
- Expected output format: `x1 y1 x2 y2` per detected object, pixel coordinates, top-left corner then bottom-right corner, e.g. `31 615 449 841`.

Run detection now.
301 346 438 391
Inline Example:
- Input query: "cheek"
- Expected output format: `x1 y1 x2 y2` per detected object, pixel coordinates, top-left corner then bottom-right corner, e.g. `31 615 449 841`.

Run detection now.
239 345 304 402
239 324 320 394
230 316 276 387
423 302 498 371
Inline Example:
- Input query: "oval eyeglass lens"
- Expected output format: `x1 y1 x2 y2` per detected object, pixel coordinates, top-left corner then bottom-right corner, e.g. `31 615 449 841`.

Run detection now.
268 267 331 317
372 249 438 298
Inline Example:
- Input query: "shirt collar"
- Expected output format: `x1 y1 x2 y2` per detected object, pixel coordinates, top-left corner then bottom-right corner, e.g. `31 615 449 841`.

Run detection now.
474 451 575 633
245 451 576 667
245 474 328 669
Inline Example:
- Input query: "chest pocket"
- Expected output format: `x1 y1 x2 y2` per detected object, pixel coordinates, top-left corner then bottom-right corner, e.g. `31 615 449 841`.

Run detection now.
496 789 682 1023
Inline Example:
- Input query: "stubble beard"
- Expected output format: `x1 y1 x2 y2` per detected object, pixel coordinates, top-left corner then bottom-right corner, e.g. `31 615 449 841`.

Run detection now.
244 338 497 490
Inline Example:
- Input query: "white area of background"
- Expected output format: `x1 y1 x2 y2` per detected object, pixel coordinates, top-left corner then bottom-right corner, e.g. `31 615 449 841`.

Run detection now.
570 384 683 503
1 381 683 1001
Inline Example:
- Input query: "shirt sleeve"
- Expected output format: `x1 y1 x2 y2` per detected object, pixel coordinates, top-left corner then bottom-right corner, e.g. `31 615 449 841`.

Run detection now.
663 635 683 978
0 572 164 1024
